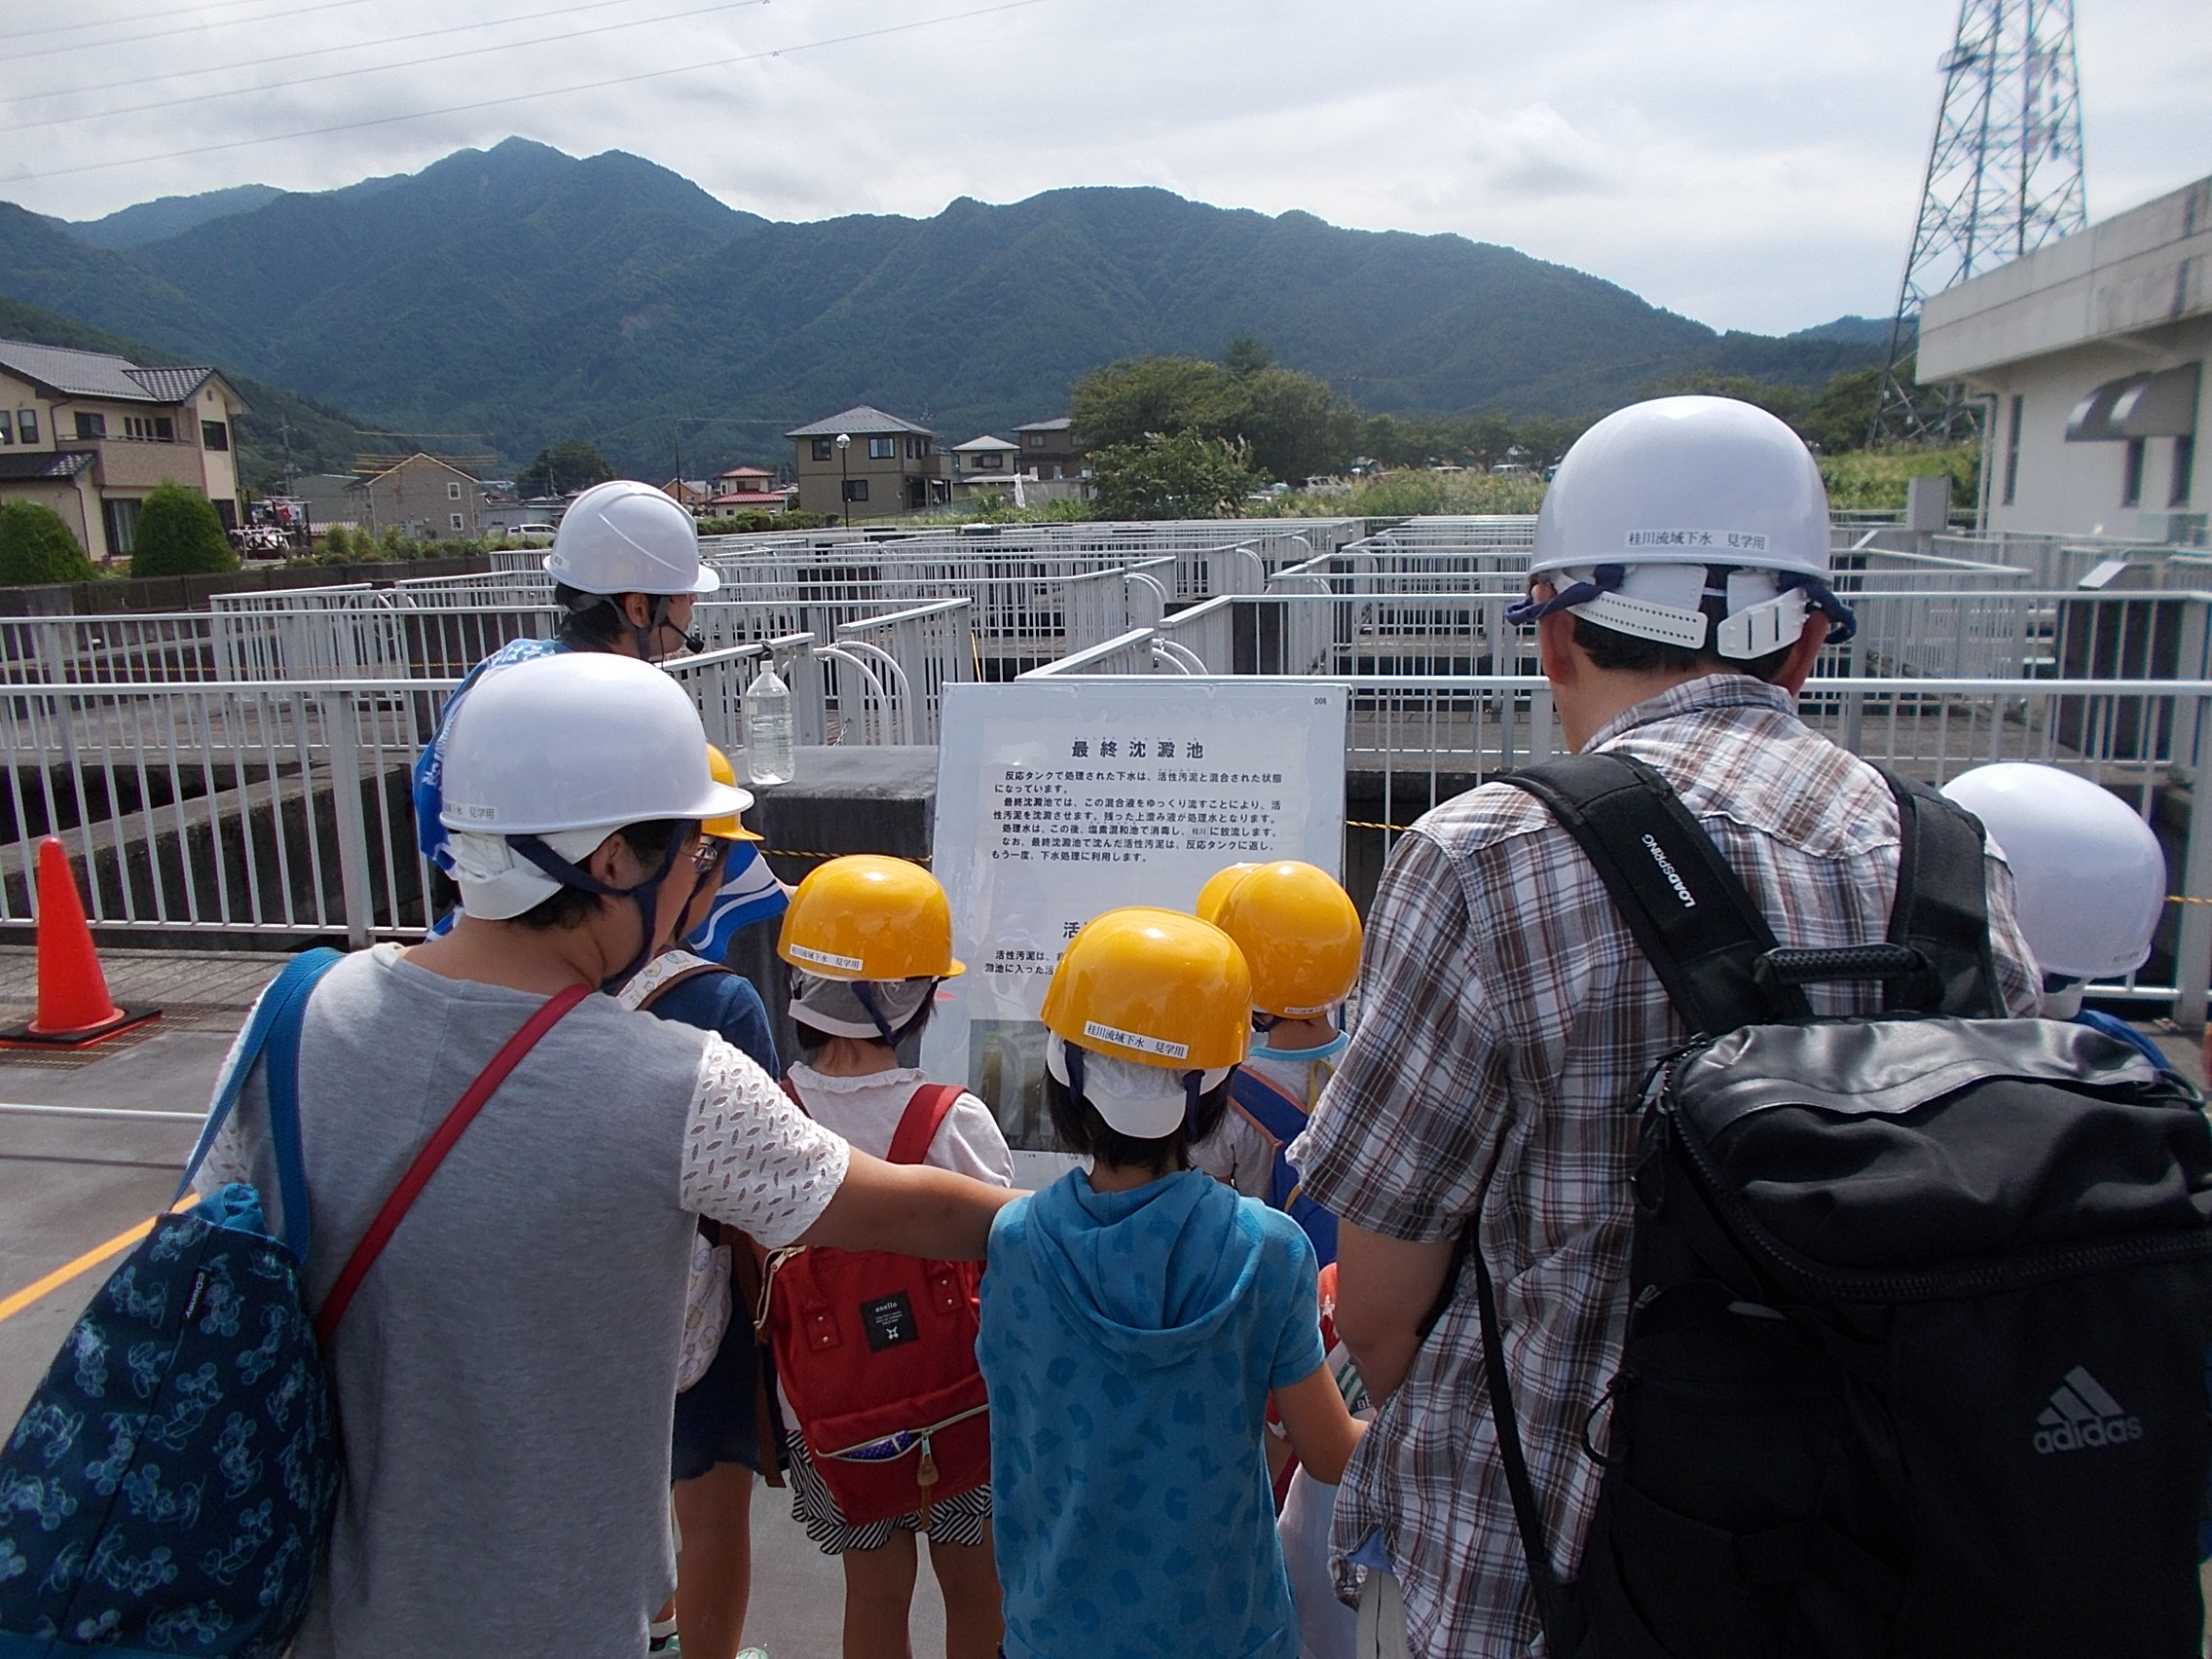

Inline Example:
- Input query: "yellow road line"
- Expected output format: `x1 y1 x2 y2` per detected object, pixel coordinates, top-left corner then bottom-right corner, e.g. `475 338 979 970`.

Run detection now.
0 1194 200 1326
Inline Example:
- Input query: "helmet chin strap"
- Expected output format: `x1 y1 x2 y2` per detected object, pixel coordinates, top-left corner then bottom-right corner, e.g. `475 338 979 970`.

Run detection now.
633 595 705 661
509 827 692 992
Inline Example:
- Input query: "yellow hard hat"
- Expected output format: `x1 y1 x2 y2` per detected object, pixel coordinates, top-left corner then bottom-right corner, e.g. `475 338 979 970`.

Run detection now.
1041 907 1250 1070
1194 863 1260 927
1210 861 1363 1017
777 855 963 980
701 745 763 841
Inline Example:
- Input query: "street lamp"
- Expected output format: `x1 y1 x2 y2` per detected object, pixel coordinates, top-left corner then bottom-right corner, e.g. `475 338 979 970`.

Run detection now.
835 433 852 530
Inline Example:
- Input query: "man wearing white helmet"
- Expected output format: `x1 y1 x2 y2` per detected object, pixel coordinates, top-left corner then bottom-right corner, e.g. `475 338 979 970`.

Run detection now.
412 478 787 955
196 651 1014 1658
1291 396 2043 1656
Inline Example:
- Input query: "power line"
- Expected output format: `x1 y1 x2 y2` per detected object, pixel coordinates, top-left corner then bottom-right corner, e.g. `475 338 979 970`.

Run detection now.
13 0 388 63
11 0 372 47
6 0 777 133
16 0 760 111
4 0 1059 187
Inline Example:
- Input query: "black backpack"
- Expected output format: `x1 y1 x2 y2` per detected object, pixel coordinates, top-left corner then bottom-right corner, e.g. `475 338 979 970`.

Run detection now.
1469 752 2212 1659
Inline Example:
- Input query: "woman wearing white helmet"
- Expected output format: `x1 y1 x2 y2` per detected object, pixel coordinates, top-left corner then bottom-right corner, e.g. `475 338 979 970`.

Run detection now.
412 479 787 953
194 651 1013 1659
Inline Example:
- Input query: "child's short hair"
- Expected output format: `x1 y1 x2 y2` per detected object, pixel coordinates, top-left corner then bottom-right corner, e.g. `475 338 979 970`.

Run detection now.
1045 1068 1230 1175
789 973 935 1058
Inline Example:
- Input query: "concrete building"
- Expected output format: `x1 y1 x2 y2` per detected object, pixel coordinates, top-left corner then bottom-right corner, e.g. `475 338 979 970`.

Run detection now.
0 338 249 562
1918 175 2208 541
1014 417 1085 482
347 452 483 538
786 406 947 519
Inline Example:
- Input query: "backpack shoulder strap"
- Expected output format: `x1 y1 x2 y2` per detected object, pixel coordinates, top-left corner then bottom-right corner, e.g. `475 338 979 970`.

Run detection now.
314 981 592 1346
177 947 344 1260
1500 753 1810 1034
887 1083 966 1167
1878 768 2004 1017
635 960 730 1013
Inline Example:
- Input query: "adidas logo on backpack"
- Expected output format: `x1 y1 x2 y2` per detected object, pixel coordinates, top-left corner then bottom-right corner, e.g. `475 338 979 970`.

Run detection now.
2032 1367 2145 1456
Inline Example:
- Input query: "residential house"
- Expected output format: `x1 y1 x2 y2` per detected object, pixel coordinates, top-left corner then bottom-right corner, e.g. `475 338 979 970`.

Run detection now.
952 433 1022 498
0 337 249 562
660 478 715 510
786 406 948 519
710 464 792 511
347 453 483 538
1918 174 2208 540
1015 417 1085 482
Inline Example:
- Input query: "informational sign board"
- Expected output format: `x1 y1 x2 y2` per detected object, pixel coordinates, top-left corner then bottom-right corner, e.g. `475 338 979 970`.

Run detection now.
924 680 1348 1184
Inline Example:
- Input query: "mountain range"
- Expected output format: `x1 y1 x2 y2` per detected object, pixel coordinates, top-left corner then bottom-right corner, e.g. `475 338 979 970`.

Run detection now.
2 138 1889 478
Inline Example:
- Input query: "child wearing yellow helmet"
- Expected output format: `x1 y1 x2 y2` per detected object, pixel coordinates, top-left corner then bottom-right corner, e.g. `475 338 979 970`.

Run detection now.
1192 861 1364 1268
977 908 1363 1659
767 856 1011 1659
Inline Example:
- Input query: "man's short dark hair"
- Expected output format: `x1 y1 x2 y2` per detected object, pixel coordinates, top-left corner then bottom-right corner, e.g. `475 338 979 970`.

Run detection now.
555 582 634 649
1045 1071 1230 1176
1569 589 1798 684
511 819 681 931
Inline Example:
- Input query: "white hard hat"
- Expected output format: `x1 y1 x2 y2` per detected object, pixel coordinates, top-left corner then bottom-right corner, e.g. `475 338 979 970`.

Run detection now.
439 652 747 836
1514 396 1849 659
543 479 719 597
1939 763 2166 980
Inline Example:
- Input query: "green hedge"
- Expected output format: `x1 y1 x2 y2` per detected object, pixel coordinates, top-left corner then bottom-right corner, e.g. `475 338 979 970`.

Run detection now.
129 482 239 577
0 499 96 584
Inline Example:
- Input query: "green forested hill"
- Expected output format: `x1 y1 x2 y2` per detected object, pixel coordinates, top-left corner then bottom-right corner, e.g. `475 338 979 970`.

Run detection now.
2 139 1883 474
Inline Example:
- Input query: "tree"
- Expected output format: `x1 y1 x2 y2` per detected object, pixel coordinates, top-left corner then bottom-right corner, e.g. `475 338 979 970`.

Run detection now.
0 499 95 584
1089 431 1265 520
129 482 239 577
1070 348 1358 484
1224 334 1274 376
519 440 613 498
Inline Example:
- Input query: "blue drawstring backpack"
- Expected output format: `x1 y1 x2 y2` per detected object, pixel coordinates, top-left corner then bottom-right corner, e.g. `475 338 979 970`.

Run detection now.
0 948 343 1658
0 952 589 1657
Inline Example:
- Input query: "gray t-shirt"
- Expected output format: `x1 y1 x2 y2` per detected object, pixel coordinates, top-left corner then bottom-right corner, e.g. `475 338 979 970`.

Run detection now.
198 945 848 1658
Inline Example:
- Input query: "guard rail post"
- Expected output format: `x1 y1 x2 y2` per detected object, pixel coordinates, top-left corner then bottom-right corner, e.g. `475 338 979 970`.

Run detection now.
322 686 377 948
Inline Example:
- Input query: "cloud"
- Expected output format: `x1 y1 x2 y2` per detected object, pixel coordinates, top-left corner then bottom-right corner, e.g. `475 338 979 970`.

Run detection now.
3 0 2205 334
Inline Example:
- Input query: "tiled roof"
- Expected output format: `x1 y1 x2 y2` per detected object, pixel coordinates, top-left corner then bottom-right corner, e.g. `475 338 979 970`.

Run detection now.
125 364 219 403
0 338 215 405
954 434 1019 452
0 449 96 481
1015 417 1072 433
785 405 935 439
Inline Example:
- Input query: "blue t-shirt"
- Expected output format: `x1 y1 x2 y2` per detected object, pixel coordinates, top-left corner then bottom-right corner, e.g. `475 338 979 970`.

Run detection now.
645 967 777 1075
977 1167 1324 1659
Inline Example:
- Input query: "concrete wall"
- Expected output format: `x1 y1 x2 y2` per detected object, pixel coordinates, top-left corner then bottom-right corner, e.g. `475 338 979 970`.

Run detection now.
1920 176 2210 540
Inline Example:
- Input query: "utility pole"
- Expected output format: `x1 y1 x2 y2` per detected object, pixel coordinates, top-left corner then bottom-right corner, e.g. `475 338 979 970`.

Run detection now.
1869 0 2086 445
673 423 685 509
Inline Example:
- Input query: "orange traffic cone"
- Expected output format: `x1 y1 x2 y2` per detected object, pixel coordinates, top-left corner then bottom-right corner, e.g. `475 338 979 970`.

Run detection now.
0 837 159 1049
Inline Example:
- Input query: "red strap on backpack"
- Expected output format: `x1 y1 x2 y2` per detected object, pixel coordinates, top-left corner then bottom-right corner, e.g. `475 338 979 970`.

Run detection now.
779 1078 965 1166
888 1084 965 1165
315 982 592 1346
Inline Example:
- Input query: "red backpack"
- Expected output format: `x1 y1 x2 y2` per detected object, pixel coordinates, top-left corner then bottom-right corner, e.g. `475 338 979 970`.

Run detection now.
761 1081 990 1526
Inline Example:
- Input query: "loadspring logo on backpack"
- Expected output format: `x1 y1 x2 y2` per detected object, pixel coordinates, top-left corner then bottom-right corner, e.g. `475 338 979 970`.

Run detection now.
1468 755 2212 1659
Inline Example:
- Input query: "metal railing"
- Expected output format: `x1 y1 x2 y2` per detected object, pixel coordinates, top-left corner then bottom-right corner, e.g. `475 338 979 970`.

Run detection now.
0 640 793 946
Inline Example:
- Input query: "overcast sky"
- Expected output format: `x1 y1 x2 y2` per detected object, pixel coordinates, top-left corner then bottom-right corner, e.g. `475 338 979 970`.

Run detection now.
4 0 2206 335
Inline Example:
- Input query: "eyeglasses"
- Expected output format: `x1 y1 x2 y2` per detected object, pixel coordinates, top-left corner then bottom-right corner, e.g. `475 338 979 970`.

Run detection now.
684 837 729 876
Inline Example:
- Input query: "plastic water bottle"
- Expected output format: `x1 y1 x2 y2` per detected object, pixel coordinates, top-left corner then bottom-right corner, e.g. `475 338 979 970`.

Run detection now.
742 660 795 786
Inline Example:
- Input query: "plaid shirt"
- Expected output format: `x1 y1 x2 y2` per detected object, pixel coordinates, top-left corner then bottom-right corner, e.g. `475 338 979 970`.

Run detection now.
1290 675 2041 1658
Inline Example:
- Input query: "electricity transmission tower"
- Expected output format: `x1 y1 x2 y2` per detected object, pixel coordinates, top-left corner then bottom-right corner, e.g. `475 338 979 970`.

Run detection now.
1869 0 2087 444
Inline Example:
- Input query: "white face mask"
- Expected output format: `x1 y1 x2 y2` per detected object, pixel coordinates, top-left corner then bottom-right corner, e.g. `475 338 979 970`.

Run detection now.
1249 1028 1349 1064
